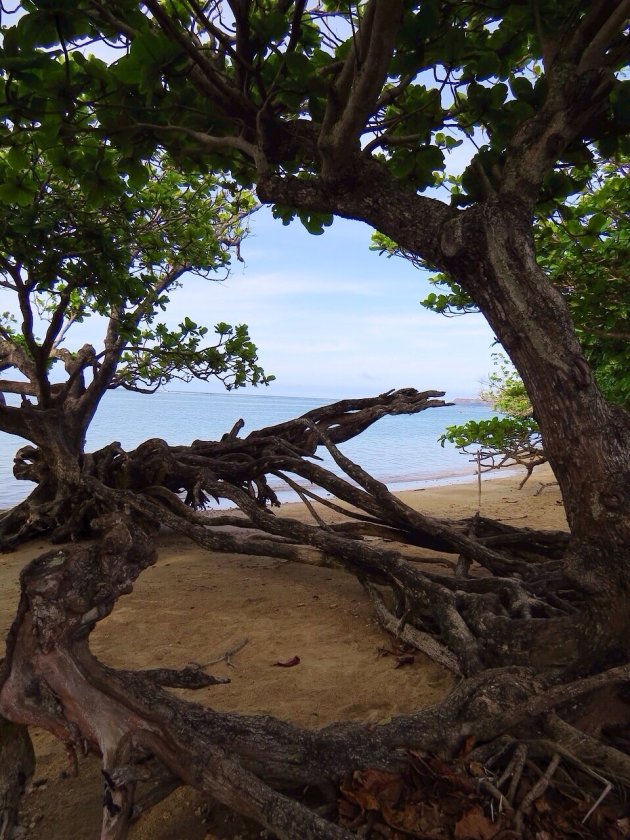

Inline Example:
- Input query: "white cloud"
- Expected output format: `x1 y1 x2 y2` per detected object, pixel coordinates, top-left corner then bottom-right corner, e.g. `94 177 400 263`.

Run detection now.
0 207 496 400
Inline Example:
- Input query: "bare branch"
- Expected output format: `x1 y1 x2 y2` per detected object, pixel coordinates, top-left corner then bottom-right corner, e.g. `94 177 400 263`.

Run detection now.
318 0 405 178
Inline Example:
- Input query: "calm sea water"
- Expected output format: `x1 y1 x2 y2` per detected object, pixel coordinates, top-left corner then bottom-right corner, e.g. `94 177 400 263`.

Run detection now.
0 390 495 509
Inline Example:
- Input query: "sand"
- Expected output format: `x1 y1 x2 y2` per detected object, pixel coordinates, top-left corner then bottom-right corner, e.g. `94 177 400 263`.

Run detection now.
0 466 567 839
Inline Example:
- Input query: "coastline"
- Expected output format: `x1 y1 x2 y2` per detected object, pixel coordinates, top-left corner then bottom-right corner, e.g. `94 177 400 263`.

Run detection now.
2 466 567 840
203 461 526 510
0 396 501 510
273 462 562 524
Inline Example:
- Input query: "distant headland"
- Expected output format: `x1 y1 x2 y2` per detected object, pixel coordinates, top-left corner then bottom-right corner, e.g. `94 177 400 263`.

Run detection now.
450 397 488 406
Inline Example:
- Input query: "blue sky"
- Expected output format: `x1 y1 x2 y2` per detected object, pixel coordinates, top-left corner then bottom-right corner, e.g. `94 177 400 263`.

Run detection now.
0 135 497 406
0 12 497 402
0 187 497 402
157 206 496 400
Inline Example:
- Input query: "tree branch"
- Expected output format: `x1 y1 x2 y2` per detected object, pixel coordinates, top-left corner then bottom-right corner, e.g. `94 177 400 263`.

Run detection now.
257 157 455 268
318 0 405 179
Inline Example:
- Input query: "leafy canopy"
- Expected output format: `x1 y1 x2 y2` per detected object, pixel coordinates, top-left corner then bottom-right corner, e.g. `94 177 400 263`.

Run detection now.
0 137 272 421
1 2 628 219
0 1 627 430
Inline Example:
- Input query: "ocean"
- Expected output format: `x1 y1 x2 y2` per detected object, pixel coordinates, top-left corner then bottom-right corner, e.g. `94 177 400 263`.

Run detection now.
0 389 496 509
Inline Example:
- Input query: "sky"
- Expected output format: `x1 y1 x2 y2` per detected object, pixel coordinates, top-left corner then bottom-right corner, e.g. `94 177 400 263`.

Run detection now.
148 206 496 401
0 8 498 403
3 201 497 402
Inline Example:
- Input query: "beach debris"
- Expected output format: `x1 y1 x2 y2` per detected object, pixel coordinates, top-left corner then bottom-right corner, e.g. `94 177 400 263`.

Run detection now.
199 637 249 668
378 641 416 668
272 656 300 668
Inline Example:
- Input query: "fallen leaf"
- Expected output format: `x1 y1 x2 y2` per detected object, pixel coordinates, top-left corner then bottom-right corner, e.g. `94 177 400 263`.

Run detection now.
272 656 300 667
340 769 404 815
359 769 405 809
454 804 501 840
337 798 359 820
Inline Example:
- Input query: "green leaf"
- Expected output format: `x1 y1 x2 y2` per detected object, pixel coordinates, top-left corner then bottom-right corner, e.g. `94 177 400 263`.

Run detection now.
509 76 534 101
586 212 608 234
15 11 59 50
474 52 501 80
6 147 31 171
0 181 34 206
284 51 311 79
390 150 416 179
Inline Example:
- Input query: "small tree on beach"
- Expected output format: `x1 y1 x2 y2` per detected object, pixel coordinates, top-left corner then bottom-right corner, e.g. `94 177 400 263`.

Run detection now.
1 3 630 839
439 354 546 486
0 141 270 544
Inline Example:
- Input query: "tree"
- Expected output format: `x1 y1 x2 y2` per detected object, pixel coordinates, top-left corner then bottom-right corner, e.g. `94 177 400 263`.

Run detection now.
1 3 630 839
439 354 547 486
417 156 630 407
434 154 630 483
0 140 271 545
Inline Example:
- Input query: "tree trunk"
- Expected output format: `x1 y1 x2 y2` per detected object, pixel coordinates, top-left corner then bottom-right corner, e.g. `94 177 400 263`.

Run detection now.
0 408 92 546
439 197 630 666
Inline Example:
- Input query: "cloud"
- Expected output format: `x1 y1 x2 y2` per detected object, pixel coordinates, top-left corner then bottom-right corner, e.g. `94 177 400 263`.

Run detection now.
0 206 496 400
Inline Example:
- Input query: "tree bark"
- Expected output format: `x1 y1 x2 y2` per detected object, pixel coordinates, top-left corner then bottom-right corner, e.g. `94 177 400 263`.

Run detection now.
2 510 629 839
438 198 630 666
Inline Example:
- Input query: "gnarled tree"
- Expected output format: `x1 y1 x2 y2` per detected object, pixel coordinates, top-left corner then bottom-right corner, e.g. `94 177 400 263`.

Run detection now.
1 3 630 839
0 142 270 547
424 156 630 485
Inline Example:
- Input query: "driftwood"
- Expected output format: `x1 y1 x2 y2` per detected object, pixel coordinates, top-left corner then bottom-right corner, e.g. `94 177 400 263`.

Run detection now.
1 390 628 839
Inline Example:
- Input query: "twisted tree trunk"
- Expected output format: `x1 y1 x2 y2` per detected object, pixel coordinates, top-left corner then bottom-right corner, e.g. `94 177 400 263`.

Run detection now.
439 199 630 668
1 389 629 838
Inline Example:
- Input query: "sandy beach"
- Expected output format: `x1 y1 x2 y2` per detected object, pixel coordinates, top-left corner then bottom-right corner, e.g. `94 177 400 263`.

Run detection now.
0 466 567 839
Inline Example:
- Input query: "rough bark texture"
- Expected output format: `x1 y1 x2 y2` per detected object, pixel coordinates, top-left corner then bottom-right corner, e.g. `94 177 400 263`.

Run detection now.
1 390 629 838
2 2 630 836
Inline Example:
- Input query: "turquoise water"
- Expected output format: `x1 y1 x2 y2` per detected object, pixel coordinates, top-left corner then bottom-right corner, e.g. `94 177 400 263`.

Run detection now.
0 389 495 509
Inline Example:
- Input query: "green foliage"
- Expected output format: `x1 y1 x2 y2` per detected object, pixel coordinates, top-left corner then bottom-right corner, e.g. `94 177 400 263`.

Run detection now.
440 414 540 456
480 354 532 417
2 1 628 209
0 134 270 426
117 321 272 392
439 355 544 477
535 160 630 408
0 1 627 411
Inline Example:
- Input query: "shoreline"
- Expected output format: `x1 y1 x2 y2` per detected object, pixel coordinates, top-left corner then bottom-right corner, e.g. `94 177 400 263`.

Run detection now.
273 462 563 526
0 463 554 518
0 463 523 513
200 463 528 511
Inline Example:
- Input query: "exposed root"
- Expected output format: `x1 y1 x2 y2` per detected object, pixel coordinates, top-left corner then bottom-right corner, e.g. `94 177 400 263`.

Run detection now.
364 580 462 674
0 719 35 840
0 393 628 838
514 752 561 835
1 512 629 839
